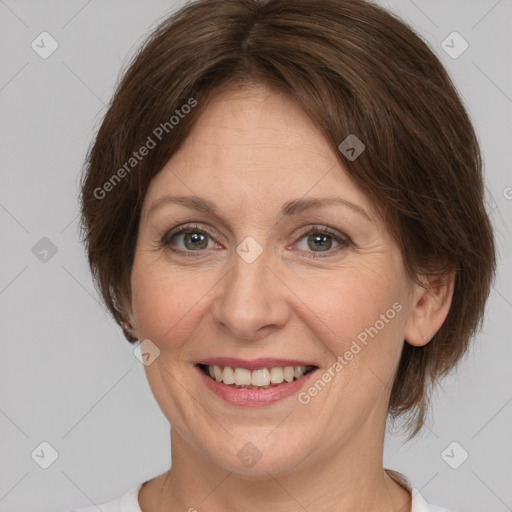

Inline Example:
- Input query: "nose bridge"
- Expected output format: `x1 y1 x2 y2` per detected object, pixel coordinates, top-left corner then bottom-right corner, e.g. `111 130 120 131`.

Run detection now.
226 240 271 313
230 253 265 301
212 236 288 339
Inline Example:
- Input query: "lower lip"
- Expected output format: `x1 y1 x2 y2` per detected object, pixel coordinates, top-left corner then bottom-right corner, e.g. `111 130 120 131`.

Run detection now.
196 365 318 406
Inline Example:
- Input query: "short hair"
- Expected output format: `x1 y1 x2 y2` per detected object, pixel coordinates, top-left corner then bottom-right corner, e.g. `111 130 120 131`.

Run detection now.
79 0 496 437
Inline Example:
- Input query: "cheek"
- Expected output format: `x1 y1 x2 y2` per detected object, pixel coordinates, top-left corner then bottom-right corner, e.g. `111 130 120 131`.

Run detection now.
130 253 175 340
130 254 217 346
293 259 408 395
302 260 407 345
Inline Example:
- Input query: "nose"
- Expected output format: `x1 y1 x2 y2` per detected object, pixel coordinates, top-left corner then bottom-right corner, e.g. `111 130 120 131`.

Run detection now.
210 247 290 342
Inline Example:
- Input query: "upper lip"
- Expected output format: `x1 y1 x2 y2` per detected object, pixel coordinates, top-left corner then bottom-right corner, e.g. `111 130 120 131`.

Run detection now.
196 357 318 370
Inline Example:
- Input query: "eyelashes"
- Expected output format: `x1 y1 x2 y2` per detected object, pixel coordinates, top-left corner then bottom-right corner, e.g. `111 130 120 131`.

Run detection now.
160 224 219 255
160 223 351 259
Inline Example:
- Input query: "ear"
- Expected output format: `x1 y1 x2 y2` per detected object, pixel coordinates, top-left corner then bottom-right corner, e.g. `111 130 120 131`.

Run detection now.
404 271 455 347
118 294 139 340
124 310 139 340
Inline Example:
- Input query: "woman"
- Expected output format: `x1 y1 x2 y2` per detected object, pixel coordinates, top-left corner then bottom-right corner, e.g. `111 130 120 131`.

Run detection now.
76 0 495 510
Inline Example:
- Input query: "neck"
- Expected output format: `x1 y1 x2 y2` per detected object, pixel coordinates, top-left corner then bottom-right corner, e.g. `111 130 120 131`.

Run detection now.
143 419 411 512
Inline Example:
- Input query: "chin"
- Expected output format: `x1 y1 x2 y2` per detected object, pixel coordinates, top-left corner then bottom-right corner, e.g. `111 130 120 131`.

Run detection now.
201 428 314 479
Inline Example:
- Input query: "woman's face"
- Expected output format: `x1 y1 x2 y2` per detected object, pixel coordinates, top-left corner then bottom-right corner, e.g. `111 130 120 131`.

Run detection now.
128 84 419 476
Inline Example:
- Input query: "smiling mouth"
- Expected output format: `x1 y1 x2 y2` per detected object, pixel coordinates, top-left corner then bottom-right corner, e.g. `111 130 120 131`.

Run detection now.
197 363 317 389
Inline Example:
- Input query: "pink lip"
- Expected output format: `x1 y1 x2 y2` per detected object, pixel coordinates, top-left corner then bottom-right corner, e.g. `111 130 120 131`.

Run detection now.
195 364 319 406
196 357 317 370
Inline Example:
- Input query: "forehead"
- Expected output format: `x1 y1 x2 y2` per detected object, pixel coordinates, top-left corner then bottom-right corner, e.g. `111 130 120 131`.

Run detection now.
176 84 335 173
142 84 374 222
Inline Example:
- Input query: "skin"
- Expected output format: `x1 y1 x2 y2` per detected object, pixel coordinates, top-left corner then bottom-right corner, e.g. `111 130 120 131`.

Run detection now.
125 83 454 512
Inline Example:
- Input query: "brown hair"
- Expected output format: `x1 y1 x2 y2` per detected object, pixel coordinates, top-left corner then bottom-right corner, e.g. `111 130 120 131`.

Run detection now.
79 0 496 437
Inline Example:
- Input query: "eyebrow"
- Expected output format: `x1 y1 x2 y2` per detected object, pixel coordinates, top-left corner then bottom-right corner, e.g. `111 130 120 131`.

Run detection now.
147 195 372 221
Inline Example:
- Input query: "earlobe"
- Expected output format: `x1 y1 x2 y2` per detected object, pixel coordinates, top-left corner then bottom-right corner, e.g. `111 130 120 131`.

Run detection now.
404 272 455 347
124 310 139 340
119 297 139 340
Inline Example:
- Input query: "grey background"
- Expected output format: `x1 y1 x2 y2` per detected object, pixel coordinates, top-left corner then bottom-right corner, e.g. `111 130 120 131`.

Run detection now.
0 0 510 511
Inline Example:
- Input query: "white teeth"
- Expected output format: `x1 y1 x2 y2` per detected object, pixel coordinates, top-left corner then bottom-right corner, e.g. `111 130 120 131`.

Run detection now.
251 368 270 386
206 364 312 388
234 367 252 386
223 366 235 385
270 367 284 384
294 366 306 379
283 366 295 382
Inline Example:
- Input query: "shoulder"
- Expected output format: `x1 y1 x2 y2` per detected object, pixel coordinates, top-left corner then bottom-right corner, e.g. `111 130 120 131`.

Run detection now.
385 469 455 512
72 483 144 512
411 489 456 512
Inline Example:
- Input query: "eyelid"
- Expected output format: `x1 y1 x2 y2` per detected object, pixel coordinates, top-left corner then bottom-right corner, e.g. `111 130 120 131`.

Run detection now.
290 224 351 258
292 224 349 243
161 223 219 245
161 222 350 257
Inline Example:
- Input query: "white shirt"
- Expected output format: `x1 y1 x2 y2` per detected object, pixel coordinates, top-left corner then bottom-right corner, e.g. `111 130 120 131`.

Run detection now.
73 469 452 512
